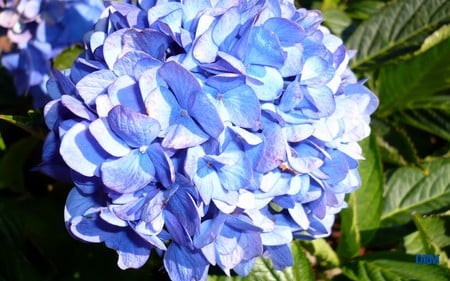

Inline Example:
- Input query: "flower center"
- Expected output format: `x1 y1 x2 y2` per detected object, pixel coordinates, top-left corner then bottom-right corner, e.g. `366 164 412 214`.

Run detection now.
180 109 188 117
139 145 148 153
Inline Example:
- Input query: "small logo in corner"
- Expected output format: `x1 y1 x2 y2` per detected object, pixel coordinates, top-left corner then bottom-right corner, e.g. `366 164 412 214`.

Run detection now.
415 254 440 265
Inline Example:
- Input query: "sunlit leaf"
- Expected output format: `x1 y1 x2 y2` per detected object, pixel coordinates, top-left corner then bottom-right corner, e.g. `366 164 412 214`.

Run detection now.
381 158 450 226
347 0 450 70
377 38 450 117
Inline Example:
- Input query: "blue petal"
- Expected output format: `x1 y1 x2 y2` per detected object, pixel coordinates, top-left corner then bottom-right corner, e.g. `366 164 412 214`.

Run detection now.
265 244 294 270
246 65 283 101
164 243 209 281
263 17 305 45
145 86 180 134
146 144 175 187
61 95 96 121
189 89 224 138
60 122 108 177
76 69 117 106
102 29 128 69
107 105 160 148
101 150 155 193
64 187 100 222
108 75 146 113
164 211 193 248
162 117 209 149
223 84 260 129
158 61 202 109
245 26 285 68
89 118 131 157
122 29 169 61
301 56 335 86
193 28 218 63
254 124 286 173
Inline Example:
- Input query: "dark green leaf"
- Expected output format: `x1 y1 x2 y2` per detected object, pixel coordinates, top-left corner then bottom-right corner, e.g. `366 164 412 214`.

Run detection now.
342 252 450 281
398 109 450 142
346 0 450 70
372 120 420 166
345 1 386 20
377 38 450 117
0 131 5 151
0 112 46 140
0 137 39 192
381 158 450 226
208 241 314 281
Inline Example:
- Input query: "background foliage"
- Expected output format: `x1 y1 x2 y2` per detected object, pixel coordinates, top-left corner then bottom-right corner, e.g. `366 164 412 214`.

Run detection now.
0 0 449 280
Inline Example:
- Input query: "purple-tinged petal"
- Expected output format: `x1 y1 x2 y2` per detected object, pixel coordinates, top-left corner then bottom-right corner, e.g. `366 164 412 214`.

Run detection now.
146 144 175 187
162 117 209 149
107 105 160 148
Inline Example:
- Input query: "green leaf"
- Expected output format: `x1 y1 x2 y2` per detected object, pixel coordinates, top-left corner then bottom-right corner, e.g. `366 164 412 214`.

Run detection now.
0 131 5 151
323 9 352 37
376 38 450 117
418 24 450 53
397 109 450 142
345 1 386 20
302 239 340 269
0 111 46 140
404 211 450 267
0 137 39 192
53 45 83 70
342 252 450 281
346 0 450 70
208 241 314 281
372 119 420 166
381 158 450 226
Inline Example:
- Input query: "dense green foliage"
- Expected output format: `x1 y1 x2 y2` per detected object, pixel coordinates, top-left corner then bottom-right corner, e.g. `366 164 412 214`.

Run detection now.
0 0 449 280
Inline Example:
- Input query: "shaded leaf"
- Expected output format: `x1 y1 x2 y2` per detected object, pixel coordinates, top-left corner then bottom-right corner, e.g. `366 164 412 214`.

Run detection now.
0 137 39 192
381 158 450 226
347 0 450 70
0 111 46 140
377 38 450 116
345 1 386 20
342 252 450 281
397 109 450 142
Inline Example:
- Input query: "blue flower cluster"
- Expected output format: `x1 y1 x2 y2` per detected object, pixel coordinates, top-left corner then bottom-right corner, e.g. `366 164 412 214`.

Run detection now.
42 0 378 279
0 0 104 107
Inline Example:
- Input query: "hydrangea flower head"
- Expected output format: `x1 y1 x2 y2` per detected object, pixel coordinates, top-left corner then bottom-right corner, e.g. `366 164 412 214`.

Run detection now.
42 0 378 279
0 0 104 107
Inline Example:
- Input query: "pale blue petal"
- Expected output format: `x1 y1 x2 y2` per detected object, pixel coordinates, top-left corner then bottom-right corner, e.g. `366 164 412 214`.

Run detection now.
76 69 117 106
223 84 260 129
246 65 283 101
60 122 108 177
245 26 285 68
162 117 209 149
89 118 131 157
